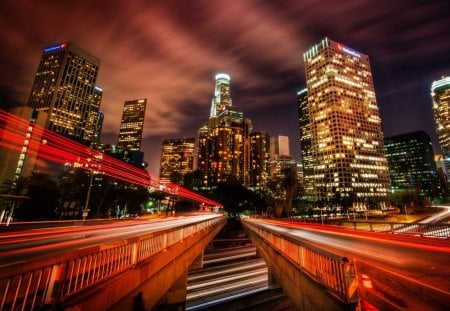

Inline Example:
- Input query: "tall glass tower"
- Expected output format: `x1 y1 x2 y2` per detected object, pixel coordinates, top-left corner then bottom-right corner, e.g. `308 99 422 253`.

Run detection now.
431 76 450 156
117 98 147 151
303 38 390 204
27 42 101 144
210 73 232 117
197 73 252 187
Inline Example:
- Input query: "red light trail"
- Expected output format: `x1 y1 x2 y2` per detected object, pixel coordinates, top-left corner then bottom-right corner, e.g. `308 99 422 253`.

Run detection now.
0 109 221 208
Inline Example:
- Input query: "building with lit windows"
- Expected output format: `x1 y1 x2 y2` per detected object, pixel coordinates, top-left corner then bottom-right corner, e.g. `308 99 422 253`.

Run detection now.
431 76 450 156
197 74 252 188
85 86 103 145
27 42 101 144
0 107 48 187
249 131 270 190
160 138 196 184
303 38 390 204
297 88 314 197
384 131 438 197
117 98 147 151
269 135 297 179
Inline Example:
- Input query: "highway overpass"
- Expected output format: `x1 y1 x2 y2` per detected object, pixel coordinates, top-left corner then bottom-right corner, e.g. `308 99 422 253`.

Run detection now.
1 214 449 310
242 218 450 310
0 214 226 310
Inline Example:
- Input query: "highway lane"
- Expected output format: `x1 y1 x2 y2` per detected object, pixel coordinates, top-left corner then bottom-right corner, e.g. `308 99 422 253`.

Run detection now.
246 219 450 293
0 214 221 267
187 247 268 310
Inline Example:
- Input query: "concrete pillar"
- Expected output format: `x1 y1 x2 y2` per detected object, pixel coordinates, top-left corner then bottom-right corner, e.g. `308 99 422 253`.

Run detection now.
164 270 188 310
189 250 204 270
268 268 279 289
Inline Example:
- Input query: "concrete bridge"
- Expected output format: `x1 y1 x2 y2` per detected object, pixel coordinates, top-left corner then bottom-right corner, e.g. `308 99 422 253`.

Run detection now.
2 215 449 310
0 215 226 310
241 218 450 311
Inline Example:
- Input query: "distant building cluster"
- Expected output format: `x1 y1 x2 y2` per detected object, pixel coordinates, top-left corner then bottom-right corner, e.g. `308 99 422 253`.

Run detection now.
1 38 450 209
0 42 148 188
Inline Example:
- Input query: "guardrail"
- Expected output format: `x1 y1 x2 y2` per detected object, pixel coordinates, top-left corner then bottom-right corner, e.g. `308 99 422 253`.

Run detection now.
287 217 450 238
341 221 450 238
241 219 358 304
0 215 226 310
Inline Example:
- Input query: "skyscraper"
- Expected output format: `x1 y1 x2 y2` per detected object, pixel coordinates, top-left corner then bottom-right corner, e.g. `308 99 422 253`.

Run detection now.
269 135 296 180
384 131 438 197
303 38 390 203
431 76 450 156
249 131 270 189
117 98 147 151
27 42 101 144
85 86 103 145
297 88 314 197
197 74 252 187
160 138 195 184
210 73 232 117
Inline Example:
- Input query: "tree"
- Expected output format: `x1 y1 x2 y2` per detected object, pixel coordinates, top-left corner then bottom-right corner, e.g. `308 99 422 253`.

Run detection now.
0 177 29 223
183 170 203 190
169 171 183 184
16 172 60 220
280 167 298 216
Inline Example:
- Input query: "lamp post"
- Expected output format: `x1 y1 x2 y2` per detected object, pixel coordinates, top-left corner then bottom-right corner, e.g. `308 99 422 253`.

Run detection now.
83 170 94 220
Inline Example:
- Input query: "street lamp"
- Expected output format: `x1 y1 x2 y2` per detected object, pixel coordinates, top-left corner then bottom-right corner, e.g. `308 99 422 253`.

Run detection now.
83 169 94 220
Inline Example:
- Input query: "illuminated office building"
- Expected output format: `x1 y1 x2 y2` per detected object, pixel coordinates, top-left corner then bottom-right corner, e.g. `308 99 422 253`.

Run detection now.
85 86 103 144
384 131 437 197
303 38 390 203
160 138 195 184
297 88 314 197
270 135 290 157
0 107 48 186
197 74 252 188
249 131 270 189
210 73 232 117
269 135 296 179
431 76 450 156
27 42 101 144
117 98 147 151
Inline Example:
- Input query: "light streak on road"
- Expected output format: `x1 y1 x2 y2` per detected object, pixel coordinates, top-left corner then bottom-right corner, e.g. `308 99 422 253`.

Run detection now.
0 109 222 209
246 218 450 293
0 214 220 268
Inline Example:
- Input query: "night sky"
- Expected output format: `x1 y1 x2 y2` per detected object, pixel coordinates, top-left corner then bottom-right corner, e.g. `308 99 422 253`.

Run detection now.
1 0 449 176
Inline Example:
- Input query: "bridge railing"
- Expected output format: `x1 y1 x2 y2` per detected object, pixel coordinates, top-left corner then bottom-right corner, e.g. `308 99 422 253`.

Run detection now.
241 219 358 304
0 215 226 311
288 217 450 238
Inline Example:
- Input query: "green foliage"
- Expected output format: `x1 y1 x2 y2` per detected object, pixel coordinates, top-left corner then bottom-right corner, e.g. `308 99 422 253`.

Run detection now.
209 180 264 214
16 172 60 220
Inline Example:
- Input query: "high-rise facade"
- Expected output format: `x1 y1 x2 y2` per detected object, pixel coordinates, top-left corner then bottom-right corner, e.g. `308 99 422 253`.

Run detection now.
197 74 252 188
270 135 290 158
249 131 270 189
160 138 195 184
117 98 147 151
431 76 450 156
297 88 314 197
210 73 232 117
269 135 297 180
27 42 101 144
303 38 390 203
85 86 103 144
384 131 438 197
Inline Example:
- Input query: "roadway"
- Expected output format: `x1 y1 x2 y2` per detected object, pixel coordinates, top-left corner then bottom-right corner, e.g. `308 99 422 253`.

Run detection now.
245 218 450 294
0 214 221 268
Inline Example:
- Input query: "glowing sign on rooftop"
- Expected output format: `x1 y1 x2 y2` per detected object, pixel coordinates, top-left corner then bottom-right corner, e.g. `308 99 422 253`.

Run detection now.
44 43 67 53
337 43 361 58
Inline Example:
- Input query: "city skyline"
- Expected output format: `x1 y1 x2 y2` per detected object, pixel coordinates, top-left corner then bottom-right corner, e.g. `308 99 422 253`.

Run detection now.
1 1 449 175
